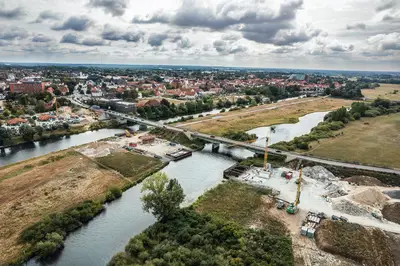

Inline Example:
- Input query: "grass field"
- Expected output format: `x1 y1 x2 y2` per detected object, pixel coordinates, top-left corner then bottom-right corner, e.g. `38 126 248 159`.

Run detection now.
362 84 400 101
0 150 127 265
96 151 163 181
194 181 287 236
177 97 353 135
307 114 400 169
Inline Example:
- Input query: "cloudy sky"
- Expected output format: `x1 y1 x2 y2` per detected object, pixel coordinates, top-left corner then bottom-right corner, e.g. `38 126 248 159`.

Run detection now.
0 0 399 71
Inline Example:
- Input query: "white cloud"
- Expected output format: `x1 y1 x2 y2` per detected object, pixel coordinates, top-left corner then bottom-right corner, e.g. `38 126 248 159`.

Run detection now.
0 0 398 70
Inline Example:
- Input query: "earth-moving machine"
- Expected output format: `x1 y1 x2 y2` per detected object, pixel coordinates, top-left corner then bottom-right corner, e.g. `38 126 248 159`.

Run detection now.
286 167 303 214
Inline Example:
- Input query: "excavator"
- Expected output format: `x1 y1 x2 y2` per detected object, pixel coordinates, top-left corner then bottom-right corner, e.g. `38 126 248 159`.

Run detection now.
286 167 303 214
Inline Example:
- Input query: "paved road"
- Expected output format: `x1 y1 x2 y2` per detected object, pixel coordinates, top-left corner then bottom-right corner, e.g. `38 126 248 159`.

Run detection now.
70 98 400 175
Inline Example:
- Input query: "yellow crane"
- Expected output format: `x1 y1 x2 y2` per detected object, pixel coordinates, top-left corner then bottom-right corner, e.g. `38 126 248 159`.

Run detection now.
286 167 303 214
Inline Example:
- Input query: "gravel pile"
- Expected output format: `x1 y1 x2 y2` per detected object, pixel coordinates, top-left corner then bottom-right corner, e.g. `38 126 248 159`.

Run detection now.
303 166 338 182
325 182 348 198
332 198 370 216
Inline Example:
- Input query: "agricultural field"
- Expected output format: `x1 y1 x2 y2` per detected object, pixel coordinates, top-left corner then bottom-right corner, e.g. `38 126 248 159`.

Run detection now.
96 151 164 182
177 97 353 135
362 84 400 101
307 114 400 169
0 150 127 265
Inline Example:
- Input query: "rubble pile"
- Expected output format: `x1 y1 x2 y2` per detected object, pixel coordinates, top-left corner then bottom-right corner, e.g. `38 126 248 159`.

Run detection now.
324 182 348 198
331 198 370 216
303 166 338 182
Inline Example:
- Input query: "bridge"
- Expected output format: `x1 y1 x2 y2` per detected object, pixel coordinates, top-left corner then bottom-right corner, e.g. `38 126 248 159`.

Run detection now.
69 98 400 175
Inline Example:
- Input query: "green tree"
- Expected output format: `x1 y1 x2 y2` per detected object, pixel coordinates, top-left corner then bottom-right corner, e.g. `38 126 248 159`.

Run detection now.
35 126 44 137
19 124 36 141
0 127 12 142
141 172 185 221
3 109 10 117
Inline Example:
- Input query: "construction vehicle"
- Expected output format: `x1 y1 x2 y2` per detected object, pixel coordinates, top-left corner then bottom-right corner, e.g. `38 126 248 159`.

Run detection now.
125 130 131 137
286 167 303 214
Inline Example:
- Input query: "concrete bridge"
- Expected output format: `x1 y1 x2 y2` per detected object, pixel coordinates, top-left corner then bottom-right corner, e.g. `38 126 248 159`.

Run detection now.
69 98 400 175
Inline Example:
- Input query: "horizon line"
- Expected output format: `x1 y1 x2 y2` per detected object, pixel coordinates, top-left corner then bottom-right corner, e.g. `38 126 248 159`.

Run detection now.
1 61 399 73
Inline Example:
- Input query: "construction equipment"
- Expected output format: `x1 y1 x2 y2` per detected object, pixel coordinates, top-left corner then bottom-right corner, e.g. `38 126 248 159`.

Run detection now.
286 167 303 214
125 130 131 137
263 135 269 171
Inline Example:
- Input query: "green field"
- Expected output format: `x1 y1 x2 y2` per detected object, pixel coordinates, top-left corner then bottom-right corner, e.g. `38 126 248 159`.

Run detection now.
307 114 400 169
96 152 163 181
194 181 288 236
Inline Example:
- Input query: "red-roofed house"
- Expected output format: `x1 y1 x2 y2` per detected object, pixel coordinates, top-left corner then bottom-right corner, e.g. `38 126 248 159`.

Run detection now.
59 86 69 95
38 114 57 121
7 118 28 125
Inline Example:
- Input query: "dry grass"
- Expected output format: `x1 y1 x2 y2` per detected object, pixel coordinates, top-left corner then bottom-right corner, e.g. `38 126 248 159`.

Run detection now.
178 97 353 135
307 114 400 169
0 150 127 265
362 84 400 101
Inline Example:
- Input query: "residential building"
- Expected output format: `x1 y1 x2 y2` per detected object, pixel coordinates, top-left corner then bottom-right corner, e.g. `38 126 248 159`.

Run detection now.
10 81 45 94
115 101 136 113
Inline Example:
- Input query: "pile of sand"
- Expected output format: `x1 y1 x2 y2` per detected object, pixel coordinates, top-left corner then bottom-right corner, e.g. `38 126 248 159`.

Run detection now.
351 187 390 208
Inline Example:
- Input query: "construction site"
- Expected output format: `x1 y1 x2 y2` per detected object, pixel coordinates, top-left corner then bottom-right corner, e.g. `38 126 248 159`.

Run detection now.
76 129 192 162
222 133 400 265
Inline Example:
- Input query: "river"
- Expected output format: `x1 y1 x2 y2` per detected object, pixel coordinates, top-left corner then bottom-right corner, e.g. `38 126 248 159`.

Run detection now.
27 147 235 266
214 111 328 159
0 129 124 167
3 111 326 265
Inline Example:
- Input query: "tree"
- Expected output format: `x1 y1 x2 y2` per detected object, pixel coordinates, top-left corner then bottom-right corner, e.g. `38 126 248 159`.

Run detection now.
141 172 185 221
0 127 11 143
19 124 36 141
35 126 44 137
54 89 62 96
3 109 10 117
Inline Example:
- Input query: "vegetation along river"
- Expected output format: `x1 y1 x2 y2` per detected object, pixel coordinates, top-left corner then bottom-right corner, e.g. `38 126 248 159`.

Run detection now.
5 111 327 265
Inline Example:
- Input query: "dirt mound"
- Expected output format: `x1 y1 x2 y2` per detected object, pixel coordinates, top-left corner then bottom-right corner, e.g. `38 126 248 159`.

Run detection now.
331 198 370 216
344 176 383 186
315 220 395 266
303 166 338 182
382 203 400 225
351 187 390 208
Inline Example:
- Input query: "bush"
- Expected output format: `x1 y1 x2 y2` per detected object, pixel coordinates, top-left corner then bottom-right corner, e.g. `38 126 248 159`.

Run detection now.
108 209 294 266
352 112 361 120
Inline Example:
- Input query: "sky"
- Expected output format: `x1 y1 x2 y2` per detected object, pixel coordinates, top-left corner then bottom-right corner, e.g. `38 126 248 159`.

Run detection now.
0 0 399 71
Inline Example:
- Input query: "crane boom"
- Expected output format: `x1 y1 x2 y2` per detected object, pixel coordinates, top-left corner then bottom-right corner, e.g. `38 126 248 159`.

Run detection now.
263 136 269 171
294 167 302 206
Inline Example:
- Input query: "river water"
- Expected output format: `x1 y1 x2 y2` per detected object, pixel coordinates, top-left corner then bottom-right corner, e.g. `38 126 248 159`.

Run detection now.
27 147 235 266
0 129 124 167
1 112 327 266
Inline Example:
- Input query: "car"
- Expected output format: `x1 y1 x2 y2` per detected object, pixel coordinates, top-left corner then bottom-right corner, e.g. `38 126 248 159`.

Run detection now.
276 150 282 153
210 135 216 138
276 200 285 210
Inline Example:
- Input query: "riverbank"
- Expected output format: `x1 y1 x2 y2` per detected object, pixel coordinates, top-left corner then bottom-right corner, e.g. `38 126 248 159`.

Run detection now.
2 120 118 148
0 145 166 265
109 181 294 266
175 97 353 135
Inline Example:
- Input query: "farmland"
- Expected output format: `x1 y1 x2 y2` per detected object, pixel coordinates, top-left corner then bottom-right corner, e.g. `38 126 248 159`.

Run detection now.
177 97 354 135
0 150 127 264
362 84 400 101
307 114 400 169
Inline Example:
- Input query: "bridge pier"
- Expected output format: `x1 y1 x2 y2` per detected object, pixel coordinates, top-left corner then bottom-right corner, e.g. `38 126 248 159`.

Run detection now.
0 147 5 156
211 143 220 152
